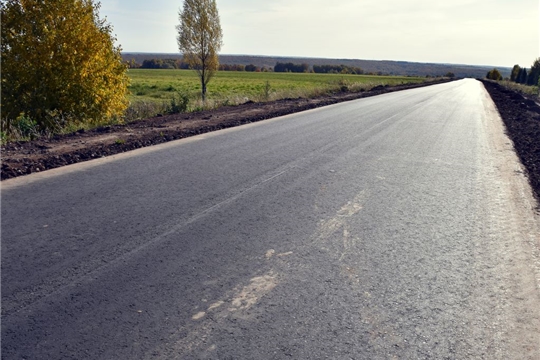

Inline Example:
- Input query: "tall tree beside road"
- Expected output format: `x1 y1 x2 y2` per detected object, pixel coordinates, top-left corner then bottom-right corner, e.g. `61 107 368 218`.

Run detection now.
517 68 528 84
177 0 223 102
510 64 521 82
526 58 540 86
0 0 129 133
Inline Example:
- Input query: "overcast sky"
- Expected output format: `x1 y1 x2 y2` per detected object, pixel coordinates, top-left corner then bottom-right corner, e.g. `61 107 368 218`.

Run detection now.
100 0 539 68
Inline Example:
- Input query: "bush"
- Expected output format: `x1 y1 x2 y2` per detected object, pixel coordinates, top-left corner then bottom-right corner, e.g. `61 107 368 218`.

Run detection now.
486 69 503 81
14 114 39 139
1 113 41 141
167 93 190 114
262 81 272 101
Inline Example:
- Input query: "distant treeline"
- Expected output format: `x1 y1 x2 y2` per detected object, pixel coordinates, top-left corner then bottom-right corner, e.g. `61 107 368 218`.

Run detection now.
124 58 190 69
272 62 364 74
126 58 272 72
312 64 364 74
273 62 310 73
128 58 367 75
218 63 273 72
127 58 458 79
123 53 512 78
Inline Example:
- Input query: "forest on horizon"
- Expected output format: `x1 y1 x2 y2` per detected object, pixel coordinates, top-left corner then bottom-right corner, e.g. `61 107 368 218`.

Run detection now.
122 53 512 79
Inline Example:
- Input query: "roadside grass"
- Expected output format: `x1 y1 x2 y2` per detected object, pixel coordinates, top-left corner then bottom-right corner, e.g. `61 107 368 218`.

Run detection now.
499 80 539 97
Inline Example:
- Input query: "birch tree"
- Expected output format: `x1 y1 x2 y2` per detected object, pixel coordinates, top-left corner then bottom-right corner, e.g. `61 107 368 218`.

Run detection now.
177 0 223 102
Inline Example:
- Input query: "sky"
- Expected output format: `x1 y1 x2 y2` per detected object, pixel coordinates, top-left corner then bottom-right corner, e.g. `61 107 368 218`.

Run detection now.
100 0 540 68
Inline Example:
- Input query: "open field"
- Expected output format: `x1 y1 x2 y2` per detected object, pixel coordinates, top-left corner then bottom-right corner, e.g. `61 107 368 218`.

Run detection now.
128 69 429 107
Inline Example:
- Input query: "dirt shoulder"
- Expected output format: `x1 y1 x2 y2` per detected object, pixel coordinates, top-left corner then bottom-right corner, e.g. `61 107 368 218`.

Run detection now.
1 79 455 180
479 79 540 205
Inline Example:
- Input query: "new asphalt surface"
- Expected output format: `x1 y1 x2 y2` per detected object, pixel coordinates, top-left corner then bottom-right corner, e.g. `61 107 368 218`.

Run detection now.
2 79 540 359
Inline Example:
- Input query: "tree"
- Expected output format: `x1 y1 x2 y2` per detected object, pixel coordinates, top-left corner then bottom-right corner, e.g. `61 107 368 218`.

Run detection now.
517 68 528 84
1 0 129 133
177 0 223 102
510 64 521 82
486 68 502 81
140 58 185 69
527 58 540 86
273 62 310 73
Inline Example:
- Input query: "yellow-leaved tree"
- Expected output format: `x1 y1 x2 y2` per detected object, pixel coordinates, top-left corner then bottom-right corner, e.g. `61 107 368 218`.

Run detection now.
1 0 129 135
177 0 223 102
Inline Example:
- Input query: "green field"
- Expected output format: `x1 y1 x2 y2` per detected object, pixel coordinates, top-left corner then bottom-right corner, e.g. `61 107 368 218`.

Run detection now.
128 69 428 108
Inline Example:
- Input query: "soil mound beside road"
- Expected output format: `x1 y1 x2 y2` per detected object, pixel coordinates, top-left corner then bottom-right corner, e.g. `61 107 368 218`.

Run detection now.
0 79 452 180
480 80 540 205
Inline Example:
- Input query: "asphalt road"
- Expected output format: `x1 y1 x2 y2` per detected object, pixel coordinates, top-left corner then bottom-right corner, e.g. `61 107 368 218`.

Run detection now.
2 79 540 359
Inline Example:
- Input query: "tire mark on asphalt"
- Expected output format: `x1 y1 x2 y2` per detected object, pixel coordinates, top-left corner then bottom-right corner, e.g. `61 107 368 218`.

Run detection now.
146 246 299 358
148 270 278 359
311 189 410 352
312 190 366 261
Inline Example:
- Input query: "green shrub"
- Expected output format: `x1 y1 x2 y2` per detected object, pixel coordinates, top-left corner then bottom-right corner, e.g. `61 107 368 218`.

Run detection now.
0 113 41 141
15 114 38 137
167 92 190 114
263 81 272 101
486 69 503 81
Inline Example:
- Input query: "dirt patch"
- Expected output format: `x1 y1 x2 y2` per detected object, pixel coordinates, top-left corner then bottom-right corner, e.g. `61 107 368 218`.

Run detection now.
1 79 454 180
480 79 540 205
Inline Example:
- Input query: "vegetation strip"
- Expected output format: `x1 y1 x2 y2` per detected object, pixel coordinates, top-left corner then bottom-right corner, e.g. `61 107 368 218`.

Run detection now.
1 79 453 180
480 79 540 205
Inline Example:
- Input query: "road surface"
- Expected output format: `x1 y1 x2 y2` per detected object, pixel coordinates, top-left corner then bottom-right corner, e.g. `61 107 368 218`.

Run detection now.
2 79 540 359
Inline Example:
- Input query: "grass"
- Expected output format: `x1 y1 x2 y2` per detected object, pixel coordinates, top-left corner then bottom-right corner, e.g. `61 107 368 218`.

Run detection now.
499 80 539 97
126 69 430 118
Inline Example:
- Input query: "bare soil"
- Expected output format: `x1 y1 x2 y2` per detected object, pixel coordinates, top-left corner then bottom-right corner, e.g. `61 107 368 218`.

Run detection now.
480 79 540 204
